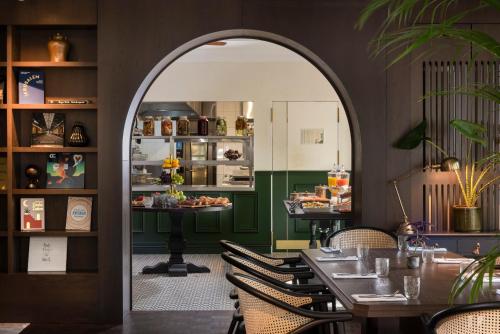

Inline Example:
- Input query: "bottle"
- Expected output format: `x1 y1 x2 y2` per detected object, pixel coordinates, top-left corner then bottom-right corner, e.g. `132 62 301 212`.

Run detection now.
198 116 209 136
235 116 247 136
143 116 155 136
161 116 173 136
177 116 190 136
215 117 227 136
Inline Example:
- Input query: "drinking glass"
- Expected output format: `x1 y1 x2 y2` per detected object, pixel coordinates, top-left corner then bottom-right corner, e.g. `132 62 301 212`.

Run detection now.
422 245 435 264
356 245 370 262
404 276 420 300
397 235 408 251
143 196 153 208
375 258 390 277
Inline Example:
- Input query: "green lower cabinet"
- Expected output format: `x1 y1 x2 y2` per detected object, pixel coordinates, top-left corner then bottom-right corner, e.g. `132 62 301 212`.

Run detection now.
132 172 272 254
132 170 349 254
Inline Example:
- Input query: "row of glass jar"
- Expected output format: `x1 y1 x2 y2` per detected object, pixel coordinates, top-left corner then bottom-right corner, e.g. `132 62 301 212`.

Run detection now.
141 115 251 136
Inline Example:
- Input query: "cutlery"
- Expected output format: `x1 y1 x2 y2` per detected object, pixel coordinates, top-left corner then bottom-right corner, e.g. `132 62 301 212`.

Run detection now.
359 290 400 298
335 272 374 276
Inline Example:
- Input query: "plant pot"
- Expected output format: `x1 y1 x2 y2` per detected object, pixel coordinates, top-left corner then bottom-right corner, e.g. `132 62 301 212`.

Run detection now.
453 206 482 232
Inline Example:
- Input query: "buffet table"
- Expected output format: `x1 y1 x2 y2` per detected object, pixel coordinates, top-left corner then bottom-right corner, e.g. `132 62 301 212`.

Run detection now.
133 205 232 276
283 200 352 248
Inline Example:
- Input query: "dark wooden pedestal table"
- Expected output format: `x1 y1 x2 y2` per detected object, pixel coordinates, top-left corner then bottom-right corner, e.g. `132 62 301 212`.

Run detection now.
133 205 232 276
282 200 352 248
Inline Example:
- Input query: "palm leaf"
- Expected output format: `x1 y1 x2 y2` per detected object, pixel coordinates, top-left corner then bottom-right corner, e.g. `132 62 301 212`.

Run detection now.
450 119 487 146
394 120 427 149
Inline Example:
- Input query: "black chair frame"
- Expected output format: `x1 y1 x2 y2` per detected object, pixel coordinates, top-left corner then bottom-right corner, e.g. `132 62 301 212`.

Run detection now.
425 301 500 334
222 252 327 293
325 226 397 247
227 272 352 334
220 240 306 269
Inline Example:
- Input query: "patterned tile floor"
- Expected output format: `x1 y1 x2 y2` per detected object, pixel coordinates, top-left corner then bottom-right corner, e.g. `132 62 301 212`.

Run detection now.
132 254 234 311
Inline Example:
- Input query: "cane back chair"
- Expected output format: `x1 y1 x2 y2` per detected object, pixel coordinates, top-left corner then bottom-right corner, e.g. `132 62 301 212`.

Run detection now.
326 226 397 249
426 302 500 334
226 272 351 334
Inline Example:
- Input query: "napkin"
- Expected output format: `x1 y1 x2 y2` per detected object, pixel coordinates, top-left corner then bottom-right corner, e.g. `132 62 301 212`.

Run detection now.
432 258 472 264
332 273 378 279
408 246 447 252
496 289 500 295
316 256 358 262
352 293 407 302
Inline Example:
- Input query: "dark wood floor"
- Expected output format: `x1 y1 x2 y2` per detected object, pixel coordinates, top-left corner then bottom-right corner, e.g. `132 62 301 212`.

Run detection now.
21 311 233 334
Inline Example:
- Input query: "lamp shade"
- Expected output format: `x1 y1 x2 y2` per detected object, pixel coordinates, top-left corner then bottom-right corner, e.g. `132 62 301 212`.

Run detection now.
440 157 460 171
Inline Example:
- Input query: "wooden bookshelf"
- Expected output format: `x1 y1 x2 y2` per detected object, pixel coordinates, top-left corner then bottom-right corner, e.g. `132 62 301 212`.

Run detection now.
14 230 97 237
13 146 98 153
12 104 97 110
13 188 98 195
12 61 97 68
0 24 98 275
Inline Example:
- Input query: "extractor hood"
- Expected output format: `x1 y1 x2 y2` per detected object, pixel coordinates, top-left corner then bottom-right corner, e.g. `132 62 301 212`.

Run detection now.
138 102 199 118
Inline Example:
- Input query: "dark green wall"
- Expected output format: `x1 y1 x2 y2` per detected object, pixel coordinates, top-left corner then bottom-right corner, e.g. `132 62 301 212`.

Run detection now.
132 170 350 253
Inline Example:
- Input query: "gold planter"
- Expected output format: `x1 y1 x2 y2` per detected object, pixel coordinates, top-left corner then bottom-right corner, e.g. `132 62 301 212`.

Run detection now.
453 206 482 232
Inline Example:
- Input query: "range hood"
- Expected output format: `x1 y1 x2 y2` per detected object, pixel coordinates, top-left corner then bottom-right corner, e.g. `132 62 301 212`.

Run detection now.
138 102 199 118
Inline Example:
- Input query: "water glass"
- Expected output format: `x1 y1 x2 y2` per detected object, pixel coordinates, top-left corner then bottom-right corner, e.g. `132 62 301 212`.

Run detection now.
375 258 390 277
422 246 435 263
143 196 153 208
356 245 370 261
397 235 408 251
404 276 420 300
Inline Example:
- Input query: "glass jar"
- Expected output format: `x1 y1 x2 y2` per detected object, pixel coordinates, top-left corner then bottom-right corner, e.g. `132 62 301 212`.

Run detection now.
161 116 173 136
235 116 247 136
177 116 190 136
215 117 227 136
198 116 209 136
143 116 155 136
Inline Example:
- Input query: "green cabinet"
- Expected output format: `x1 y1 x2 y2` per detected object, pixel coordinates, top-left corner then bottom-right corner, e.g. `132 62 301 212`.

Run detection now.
132 172 271 254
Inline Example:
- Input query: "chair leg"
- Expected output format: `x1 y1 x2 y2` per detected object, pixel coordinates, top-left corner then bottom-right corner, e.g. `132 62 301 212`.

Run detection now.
227 317 237 334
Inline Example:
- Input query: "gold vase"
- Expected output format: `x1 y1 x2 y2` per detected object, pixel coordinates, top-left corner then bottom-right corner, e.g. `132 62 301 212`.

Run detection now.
47 33 69 62
452 206 482 232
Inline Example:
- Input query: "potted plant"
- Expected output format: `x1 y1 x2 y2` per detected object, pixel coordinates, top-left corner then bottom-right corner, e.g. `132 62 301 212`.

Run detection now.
394 119 499 232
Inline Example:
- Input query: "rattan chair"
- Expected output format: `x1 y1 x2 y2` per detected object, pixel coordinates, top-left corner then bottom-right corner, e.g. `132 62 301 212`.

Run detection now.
220 240 305 269
325 226 397 249
426 302 500 334
221 252 327 293
226 272 351 334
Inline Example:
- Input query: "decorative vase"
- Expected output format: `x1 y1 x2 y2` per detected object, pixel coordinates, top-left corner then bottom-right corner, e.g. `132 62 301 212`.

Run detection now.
68 123 89 147
25 164 40 189
47 33 70 62
453 206 482 232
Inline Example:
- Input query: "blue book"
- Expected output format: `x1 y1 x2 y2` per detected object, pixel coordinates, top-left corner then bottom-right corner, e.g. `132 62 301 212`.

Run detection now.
18 70 45 104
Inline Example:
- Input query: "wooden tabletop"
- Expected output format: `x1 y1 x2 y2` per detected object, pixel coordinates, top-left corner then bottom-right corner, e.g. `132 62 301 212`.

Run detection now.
282 200 352 220
301 248 500 318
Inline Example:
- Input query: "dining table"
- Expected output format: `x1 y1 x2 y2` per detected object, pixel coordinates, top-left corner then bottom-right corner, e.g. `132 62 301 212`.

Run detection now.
301 248 500 334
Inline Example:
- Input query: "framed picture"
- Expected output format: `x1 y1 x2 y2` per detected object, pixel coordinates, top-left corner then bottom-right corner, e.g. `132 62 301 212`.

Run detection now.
28 237 67 272
46 153 85 189
20 198 45 231
31 112 65 147
66 197 92 231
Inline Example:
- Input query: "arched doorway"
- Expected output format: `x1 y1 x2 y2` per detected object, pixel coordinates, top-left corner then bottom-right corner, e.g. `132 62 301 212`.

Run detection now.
121 29 362 310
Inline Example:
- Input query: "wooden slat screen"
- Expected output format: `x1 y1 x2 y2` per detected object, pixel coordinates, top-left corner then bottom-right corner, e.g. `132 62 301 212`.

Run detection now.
422 61 499 232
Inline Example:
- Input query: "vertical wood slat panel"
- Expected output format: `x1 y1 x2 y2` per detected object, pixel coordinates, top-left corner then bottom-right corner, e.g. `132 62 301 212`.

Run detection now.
422 61 498 232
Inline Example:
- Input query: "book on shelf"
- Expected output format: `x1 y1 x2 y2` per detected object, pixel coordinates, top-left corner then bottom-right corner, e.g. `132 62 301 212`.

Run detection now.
66 197 92 231
46 153 85 189
28 237 67 272
0 75 4 103
0 157 6 191
18 70 45 104
20 198 45 231
31 112 65 147
46 97 95 105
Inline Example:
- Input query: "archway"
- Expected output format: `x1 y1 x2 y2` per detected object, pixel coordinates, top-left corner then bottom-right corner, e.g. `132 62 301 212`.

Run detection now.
121 29 362 310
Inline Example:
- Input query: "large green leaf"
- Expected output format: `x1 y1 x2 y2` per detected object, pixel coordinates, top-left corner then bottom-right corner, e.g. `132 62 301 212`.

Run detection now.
450 119 487 146
394 120 427 149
